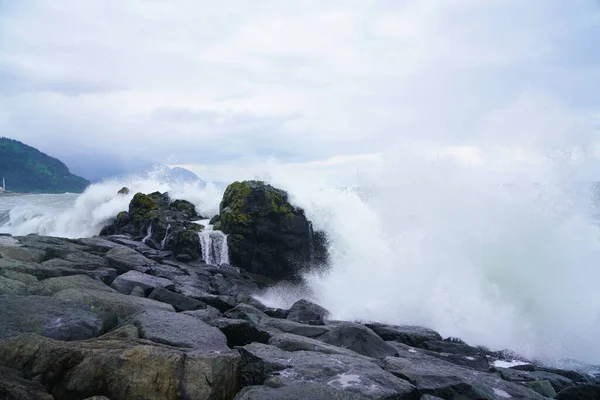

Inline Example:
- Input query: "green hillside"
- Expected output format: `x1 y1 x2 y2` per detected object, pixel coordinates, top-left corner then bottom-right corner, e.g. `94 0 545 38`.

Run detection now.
0 137 90 193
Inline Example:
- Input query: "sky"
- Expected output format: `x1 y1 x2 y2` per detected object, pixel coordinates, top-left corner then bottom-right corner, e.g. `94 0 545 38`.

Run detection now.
1 0 600 184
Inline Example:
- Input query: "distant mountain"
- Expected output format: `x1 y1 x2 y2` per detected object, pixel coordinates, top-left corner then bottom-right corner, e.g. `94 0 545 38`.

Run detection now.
0 137 90 193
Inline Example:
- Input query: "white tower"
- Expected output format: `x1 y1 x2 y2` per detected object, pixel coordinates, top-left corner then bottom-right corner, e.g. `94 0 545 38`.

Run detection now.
1 177 5 193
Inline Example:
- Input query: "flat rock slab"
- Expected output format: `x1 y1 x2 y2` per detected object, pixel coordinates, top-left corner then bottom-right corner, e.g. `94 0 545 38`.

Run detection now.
130 310 229 351
496 367 574 392
0 295 103 341
239 342 417 399
318 322 398 358
364 323 442 346
148 287 207 311
384 356 546 399
37 274 115 295
269 332 372 360
53 288 174 322
110 270 174 295
104 247 156 274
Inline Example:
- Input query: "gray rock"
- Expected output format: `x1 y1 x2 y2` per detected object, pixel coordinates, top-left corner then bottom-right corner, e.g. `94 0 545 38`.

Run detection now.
129 286 145 297
525 380 557 397
129 310 229 351
239 343 418 399
287 299 329 325
148 287 207 311
421 340 482 356
192 293 237 312
208 318 271 347
262 317 331 338
36 274 115 295
364 323 442 346
0 295 103 341
496 367 574 392
0 333 241 400
183 306 223 322
264 307 289 319
52 251 108 270
77 237 127 252
555 384 600 400
224 303 269 324
388 341 490 371
318 322 398 358
104 247 156 274
53 287 174 322
0 245 46 263
0 257 116 282
0 276 27 295
0 366 53 400
384 356 546 399
269 332 372 360
110 270 174 295
0 270 38 286
13 235 91 258
234 383 372 400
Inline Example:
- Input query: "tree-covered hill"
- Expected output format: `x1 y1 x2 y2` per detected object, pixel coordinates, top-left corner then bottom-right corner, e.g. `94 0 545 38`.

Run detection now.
0 137 90 193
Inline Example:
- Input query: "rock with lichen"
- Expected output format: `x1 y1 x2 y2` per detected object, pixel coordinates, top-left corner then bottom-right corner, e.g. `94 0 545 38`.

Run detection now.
219 180 325 281
100 192 203 261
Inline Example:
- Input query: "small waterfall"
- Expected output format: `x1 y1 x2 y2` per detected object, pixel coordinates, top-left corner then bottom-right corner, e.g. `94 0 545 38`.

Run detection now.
142 224 152 244
308 221 315 264
197 219 229 266
160 224 171 249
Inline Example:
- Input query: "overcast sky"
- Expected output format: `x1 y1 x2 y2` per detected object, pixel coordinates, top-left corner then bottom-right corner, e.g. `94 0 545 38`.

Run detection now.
2 0 600 184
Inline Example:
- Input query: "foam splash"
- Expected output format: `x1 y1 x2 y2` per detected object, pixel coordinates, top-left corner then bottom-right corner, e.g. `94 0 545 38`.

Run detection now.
256 158 600 366
0 170 224 238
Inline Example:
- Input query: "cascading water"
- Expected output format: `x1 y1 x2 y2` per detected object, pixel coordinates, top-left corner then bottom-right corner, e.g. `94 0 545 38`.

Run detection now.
142 224 152 244
197 219 229 266
160 224 171 249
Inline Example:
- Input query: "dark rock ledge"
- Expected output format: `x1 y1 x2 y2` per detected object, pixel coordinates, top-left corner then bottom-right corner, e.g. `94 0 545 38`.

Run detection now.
0 181 598 400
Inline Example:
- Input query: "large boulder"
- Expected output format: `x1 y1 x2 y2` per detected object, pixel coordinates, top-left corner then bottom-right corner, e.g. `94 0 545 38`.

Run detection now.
286 299 329 325
52 287 174 322
219 180 326 280
364 323 442 347
128 310 230 351
0 296 104 341
0 333 240 400
318 322 398 359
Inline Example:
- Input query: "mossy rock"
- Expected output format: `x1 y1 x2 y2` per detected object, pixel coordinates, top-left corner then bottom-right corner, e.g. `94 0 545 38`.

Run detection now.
169 199 198 219
219 181 322 280
172 229 201 261
117 187 130 195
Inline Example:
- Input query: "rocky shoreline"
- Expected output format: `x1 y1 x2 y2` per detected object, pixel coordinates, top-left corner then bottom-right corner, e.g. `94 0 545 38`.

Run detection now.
1 181 599 400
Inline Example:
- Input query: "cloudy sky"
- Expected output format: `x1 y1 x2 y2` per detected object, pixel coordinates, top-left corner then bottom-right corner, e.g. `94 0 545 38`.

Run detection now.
1 0 600 184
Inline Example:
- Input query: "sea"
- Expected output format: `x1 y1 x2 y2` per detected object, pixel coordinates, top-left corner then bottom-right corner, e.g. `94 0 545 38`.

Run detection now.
2 166 600 372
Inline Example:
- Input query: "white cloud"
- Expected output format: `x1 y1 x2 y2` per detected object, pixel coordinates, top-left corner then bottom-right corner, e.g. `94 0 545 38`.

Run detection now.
1 0 600 183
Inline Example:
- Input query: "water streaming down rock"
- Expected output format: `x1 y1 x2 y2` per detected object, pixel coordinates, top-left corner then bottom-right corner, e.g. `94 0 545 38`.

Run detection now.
142 224 152 244
198 219 229 266
160 224 171 249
